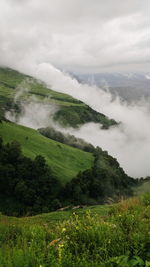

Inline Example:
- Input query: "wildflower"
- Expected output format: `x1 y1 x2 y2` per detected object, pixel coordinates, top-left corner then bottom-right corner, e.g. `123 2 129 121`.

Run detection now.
58 243 64 248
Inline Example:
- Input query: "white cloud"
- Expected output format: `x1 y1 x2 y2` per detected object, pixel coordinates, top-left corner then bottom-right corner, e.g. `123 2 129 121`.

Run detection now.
0 0 150 72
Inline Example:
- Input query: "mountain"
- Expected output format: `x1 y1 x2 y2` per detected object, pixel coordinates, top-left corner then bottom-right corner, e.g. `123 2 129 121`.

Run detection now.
73 72 150 102
0 67 116 128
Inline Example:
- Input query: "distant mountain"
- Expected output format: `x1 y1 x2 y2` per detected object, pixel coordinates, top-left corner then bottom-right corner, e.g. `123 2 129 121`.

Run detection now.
72 72 150 102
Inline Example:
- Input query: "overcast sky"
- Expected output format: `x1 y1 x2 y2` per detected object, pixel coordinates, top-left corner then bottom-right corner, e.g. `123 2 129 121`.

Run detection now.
0 0 150 73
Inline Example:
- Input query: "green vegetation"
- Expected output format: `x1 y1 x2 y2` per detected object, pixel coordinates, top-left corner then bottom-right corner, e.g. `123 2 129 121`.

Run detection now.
0 195 149 266
0 122 93 183
62 147 137 205
133 177 150 196
0 137 62 216
0 67 117 128
0 131 138 216
39 126 95 152
53 105 117 128
0 67 78 107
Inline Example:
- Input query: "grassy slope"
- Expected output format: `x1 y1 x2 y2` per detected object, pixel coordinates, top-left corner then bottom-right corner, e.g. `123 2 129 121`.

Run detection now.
133 180 150 196
0 67 117 128
0 204 110 228
0 67 85 108
0 121 93 183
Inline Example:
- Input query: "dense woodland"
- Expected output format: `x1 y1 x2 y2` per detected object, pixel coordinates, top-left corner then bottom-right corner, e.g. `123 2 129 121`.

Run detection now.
0 137 62 215
0 136 137 216
63 147 136 205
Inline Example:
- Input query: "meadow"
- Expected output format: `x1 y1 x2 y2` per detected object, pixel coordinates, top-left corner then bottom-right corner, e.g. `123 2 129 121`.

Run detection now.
0 193 149 267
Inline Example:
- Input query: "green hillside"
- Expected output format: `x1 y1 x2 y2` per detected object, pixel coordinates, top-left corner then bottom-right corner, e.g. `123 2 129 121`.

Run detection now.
133 178 150 196
0 67 117 128
0 121 138 216
0 121 93 183
0 67 82 107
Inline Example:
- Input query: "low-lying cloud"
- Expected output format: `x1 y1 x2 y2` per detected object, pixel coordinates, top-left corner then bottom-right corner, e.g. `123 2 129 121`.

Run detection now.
6 77 58 129
6 101 57 129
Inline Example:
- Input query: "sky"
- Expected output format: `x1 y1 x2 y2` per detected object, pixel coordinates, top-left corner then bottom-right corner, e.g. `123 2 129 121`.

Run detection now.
0 0 150 73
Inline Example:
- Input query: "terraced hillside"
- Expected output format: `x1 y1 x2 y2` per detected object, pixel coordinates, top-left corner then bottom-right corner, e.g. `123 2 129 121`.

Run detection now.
0 121 94 183
0 67 117 128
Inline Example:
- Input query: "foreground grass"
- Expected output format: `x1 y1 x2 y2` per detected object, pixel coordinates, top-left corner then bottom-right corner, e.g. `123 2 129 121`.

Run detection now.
0 194 149 267
0 121 93 183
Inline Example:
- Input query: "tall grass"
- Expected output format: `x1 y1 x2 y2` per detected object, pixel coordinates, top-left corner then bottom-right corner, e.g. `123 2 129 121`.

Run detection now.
0 193 150 266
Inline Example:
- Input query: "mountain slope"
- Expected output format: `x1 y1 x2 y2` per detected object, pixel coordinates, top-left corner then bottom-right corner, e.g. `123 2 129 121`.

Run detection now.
0 121 94 183
0 67 117 128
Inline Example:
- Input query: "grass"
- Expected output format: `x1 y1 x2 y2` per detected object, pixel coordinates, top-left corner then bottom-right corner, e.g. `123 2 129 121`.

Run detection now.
0 121 93 183
0 204 110 228
133 180 150 196
0 67 84 107
0 194 149 266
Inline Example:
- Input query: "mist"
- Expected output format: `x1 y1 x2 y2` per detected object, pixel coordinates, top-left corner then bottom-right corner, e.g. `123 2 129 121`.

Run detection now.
6 61 150 178
6 101 57 129
5 75 58 129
